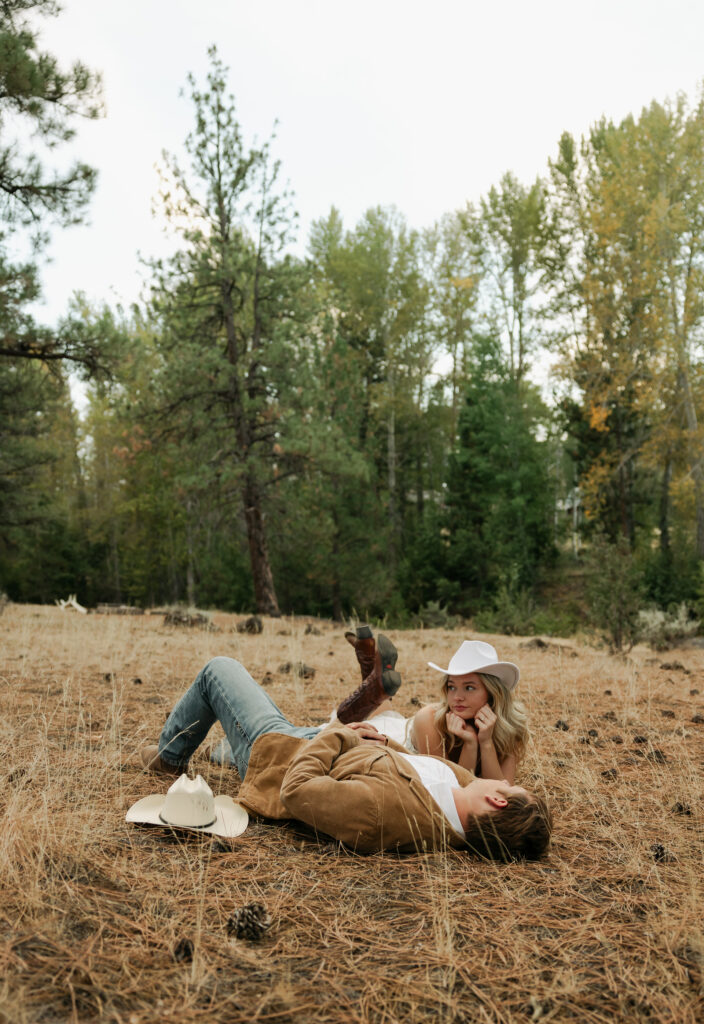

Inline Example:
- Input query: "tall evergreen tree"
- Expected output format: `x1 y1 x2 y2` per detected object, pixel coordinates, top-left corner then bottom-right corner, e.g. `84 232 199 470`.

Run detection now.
148 48 309 615
0 0 104 369
444 336 554 608
0 2 104 591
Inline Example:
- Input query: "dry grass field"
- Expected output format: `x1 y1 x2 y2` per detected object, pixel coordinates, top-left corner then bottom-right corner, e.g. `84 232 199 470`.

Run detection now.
0 603 702 1024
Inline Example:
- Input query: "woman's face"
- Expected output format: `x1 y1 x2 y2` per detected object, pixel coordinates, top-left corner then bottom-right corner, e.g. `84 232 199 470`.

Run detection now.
445 673 490 719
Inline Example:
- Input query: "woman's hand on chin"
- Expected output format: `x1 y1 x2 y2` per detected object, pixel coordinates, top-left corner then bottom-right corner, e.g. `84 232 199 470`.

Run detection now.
474 703 497 743
445 711 478 745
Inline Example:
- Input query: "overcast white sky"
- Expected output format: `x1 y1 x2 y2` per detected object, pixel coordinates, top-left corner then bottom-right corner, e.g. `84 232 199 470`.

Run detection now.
30 0 704 324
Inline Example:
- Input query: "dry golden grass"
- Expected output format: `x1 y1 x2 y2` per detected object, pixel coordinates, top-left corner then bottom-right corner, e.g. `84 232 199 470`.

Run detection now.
0 604 702 1024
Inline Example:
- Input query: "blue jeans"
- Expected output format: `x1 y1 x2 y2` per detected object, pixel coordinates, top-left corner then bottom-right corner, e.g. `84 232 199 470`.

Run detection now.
157 657 321 778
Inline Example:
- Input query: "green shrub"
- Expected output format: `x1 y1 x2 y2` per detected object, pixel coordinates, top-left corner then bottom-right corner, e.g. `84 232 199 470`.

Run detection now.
585 534 644 651
636 603 700 650
473 566 536 635
411 600 460 630
529 606 582 638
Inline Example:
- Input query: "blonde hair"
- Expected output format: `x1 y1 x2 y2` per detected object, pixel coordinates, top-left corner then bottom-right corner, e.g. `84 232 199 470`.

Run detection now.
432 672 528 763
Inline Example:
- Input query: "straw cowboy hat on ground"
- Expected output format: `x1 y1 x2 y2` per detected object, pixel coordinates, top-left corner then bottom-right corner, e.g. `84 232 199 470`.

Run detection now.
427 640 520 691
126 773 248 838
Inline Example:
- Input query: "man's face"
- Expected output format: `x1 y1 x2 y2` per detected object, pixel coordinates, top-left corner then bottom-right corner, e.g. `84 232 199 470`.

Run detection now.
463 778 530 816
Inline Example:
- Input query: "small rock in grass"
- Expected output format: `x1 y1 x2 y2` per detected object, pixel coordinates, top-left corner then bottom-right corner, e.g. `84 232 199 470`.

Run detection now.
651 843 675 863
671 801 692 816
132 677 143 686
692 714 704 724
555 720 569 731
602 710 617 721
601 768 618 780
409 696 422 707
646 749 667 764
660 661 689 673
611 735 624 744
690 688 700 696
588 728 599 738
278 661 315 679
660 709 675 718
173 938 194 962
236 615 263 635
304 623 322 635
578 736 590 744
164 610 215 630
633 735 648 744
604 689 612 695
261 672 274 686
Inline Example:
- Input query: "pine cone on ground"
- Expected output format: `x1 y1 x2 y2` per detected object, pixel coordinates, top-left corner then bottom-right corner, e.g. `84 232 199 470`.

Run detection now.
227 902 272 941
651 842 675 863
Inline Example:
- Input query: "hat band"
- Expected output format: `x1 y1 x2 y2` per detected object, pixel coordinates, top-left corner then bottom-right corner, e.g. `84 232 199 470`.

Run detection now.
159 812 217 829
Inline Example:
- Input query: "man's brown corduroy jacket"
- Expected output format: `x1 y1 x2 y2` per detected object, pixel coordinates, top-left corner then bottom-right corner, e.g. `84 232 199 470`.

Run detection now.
237 725 472 854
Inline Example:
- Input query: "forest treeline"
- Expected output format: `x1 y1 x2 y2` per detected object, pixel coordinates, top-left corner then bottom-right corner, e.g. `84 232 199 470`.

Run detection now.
2 4 704 642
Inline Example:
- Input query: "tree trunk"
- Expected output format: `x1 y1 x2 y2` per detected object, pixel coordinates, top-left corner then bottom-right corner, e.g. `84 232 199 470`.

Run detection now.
167 520 179 603
331 505 343 621
387 400 397 568
242 468 280 616
677 366 704 558
110 520 121 603
415 448 424 521
614 413 633 545
219 271 282 615
659 455 672 554
185 498 196 608
669 273 704 559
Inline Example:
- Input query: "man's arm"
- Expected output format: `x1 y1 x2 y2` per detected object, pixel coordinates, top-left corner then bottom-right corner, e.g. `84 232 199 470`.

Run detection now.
279 726 384 851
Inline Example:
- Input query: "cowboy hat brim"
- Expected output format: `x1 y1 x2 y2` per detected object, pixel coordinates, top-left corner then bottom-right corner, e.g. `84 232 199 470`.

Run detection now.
126 793 248 837
427 659 519 691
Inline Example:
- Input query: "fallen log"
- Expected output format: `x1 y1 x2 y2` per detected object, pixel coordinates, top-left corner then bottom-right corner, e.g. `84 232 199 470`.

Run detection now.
96 604 144 615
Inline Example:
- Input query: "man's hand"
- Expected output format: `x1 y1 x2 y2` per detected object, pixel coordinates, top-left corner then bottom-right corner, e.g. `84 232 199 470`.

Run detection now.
344 722 387 743
446 711 478 745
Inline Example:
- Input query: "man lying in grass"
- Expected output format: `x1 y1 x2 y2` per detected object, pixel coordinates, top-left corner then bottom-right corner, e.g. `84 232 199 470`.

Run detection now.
138 655 552 860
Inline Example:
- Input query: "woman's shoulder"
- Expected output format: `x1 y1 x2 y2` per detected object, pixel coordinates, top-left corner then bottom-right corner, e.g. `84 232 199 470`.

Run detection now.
413 702 443 727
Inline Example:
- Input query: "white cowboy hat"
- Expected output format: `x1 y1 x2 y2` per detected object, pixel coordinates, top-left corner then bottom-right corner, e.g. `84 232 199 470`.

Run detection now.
126 774 248 838
427 640 520 691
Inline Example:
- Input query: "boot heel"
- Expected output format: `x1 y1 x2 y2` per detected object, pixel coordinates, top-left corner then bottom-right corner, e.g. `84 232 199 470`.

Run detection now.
381 669 402 697
377 634 398 671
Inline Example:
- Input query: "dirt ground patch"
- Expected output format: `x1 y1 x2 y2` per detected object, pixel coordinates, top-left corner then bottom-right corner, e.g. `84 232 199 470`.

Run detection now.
1 605 702 1023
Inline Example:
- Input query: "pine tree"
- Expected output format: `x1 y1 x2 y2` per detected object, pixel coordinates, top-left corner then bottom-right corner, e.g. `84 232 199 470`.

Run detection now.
444 336 554 609
148 49 307 615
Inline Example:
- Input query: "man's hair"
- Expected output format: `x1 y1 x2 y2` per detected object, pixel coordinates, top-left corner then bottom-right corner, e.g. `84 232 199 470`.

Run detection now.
464 793 552 861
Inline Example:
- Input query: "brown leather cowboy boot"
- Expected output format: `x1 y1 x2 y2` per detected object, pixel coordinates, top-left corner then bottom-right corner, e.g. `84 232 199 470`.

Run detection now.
336 634 402 724
344 624 376 680
139 744 183 777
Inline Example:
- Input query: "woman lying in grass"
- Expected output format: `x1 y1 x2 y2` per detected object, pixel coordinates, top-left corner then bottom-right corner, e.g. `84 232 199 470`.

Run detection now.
341 633 528 784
